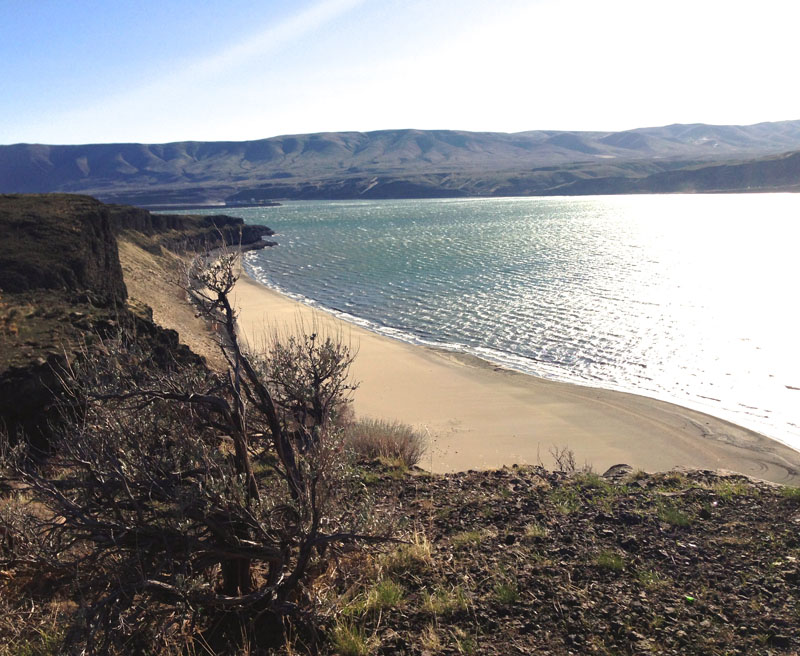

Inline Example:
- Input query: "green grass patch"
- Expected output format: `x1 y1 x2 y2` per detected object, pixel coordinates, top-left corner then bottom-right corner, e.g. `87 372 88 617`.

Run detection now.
780 486 800 500
658 505 691 527
550 486 582 514
331 621 378 656
5 628 65 656
359 470 381 485
595 550 625 571
344 578 406 616
451 529 491 549
367 579 405 611
713 480 757 501
423 585 470 616
493 578 520 604
575 472 613 493
377 457 409 479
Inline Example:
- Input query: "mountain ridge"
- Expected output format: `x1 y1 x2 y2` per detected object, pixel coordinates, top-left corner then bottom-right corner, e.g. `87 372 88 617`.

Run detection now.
3 120 800 203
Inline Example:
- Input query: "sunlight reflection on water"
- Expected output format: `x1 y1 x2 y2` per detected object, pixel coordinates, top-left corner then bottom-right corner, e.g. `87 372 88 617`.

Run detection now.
191 194 800 450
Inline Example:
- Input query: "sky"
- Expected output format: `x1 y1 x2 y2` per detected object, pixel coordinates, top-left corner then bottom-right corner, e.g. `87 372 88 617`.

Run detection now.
2 0 799 145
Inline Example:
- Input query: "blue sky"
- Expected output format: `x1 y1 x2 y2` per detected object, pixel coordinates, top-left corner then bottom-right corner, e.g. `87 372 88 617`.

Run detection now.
2 0 799 145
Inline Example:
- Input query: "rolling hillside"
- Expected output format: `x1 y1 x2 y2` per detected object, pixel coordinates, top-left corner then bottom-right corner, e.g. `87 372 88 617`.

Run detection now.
2 121 800 204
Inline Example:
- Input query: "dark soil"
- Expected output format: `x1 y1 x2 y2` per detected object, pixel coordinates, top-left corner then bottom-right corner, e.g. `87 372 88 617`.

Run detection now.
327 464 800 655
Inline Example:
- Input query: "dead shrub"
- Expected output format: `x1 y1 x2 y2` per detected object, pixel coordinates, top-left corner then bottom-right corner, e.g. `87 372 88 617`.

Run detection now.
344 418 426 468
252 321 359 446
2 249 383 654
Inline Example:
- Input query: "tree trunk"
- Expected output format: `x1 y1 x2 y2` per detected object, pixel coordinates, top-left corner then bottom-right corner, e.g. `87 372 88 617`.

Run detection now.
222 556 253 596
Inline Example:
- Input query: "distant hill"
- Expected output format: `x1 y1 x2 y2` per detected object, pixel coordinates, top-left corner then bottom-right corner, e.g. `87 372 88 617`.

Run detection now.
543 150 800 195
2 121 800 203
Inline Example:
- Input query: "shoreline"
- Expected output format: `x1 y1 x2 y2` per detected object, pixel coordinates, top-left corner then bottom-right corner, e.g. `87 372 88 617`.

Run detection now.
231 270 800 485
244 261 793 449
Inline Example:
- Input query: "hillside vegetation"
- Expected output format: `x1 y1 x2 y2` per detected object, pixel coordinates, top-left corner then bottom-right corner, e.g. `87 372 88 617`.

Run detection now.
2 121 800 204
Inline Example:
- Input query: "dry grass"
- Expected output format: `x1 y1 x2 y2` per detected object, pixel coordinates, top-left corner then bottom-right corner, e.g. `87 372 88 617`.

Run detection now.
344 418 426 468
116 238 227 369
381 532 433 576
0 493 69 656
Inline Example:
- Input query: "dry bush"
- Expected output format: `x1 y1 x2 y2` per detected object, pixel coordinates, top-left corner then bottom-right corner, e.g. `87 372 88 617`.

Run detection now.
549 445 577 472
0 483 73 656
540 445 592 474
0 586 67 656
2 250 380 654
252 320 359 447
344 418 426 468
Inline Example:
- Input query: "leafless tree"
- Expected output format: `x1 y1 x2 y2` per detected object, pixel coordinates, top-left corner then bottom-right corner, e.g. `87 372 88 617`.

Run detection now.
254 322 359 449
3 249 377 653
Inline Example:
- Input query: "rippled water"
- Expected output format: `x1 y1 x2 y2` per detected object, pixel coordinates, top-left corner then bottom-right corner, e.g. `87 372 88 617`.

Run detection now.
185 195 800 450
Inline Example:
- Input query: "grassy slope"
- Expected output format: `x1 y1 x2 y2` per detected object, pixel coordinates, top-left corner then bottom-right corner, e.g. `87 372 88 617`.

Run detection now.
3 122 800 202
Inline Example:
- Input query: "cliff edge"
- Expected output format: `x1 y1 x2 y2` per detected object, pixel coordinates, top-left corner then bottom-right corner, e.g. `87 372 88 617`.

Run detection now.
0 193 273 448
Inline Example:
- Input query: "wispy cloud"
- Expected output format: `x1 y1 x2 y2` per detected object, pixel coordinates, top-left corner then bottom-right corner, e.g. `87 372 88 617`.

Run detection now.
179 0 368 82
34 0 369 143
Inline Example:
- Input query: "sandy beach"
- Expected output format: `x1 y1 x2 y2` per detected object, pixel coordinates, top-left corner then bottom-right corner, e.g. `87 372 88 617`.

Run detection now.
116 238 800 486
229 271 800 485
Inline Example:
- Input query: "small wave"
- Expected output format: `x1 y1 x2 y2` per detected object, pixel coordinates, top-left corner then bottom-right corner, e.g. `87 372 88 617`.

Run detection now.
239 198 800 454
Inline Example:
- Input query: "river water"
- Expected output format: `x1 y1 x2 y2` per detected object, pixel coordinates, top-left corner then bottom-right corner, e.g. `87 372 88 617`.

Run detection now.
182 194 800 451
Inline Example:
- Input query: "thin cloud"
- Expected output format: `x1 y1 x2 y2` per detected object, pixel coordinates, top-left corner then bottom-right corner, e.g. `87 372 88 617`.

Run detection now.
21 0 369 144
181 0 368 81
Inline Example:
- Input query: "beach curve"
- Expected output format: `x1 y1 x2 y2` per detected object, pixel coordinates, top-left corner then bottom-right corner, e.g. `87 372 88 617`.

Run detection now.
231 271 800 486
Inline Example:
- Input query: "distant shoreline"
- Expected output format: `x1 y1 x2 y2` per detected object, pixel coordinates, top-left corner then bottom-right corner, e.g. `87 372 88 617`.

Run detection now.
118 187 799 209
135 201 282 211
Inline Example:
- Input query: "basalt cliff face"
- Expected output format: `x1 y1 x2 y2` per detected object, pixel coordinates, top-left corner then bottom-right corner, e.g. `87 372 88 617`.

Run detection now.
0 194 273 448
0 194 127 301
107 204 275 251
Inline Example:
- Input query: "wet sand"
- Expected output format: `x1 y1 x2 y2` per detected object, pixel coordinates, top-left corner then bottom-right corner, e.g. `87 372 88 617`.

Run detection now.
231 272 800 485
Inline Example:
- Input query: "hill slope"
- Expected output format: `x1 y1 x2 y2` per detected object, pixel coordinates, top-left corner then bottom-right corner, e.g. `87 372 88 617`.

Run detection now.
3 121 800 203
325 463 800 655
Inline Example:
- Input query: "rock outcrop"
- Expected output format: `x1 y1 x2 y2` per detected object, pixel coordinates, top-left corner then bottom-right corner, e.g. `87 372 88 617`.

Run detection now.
108 204 276 251
0 194 126 303
0 194 272 449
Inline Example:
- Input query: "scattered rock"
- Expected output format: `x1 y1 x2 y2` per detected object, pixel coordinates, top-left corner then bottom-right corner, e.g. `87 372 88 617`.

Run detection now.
351 466 800 655
603 463 633 480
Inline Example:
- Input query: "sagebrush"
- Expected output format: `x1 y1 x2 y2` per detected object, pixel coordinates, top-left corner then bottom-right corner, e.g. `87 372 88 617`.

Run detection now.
344 418 426 467
1 249 380 654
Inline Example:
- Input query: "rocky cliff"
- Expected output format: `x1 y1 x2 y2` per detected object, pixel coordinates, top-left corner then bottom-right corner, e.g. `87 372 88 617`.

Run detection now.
0 194 273 449
108 204 276 251
0 194 127 302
